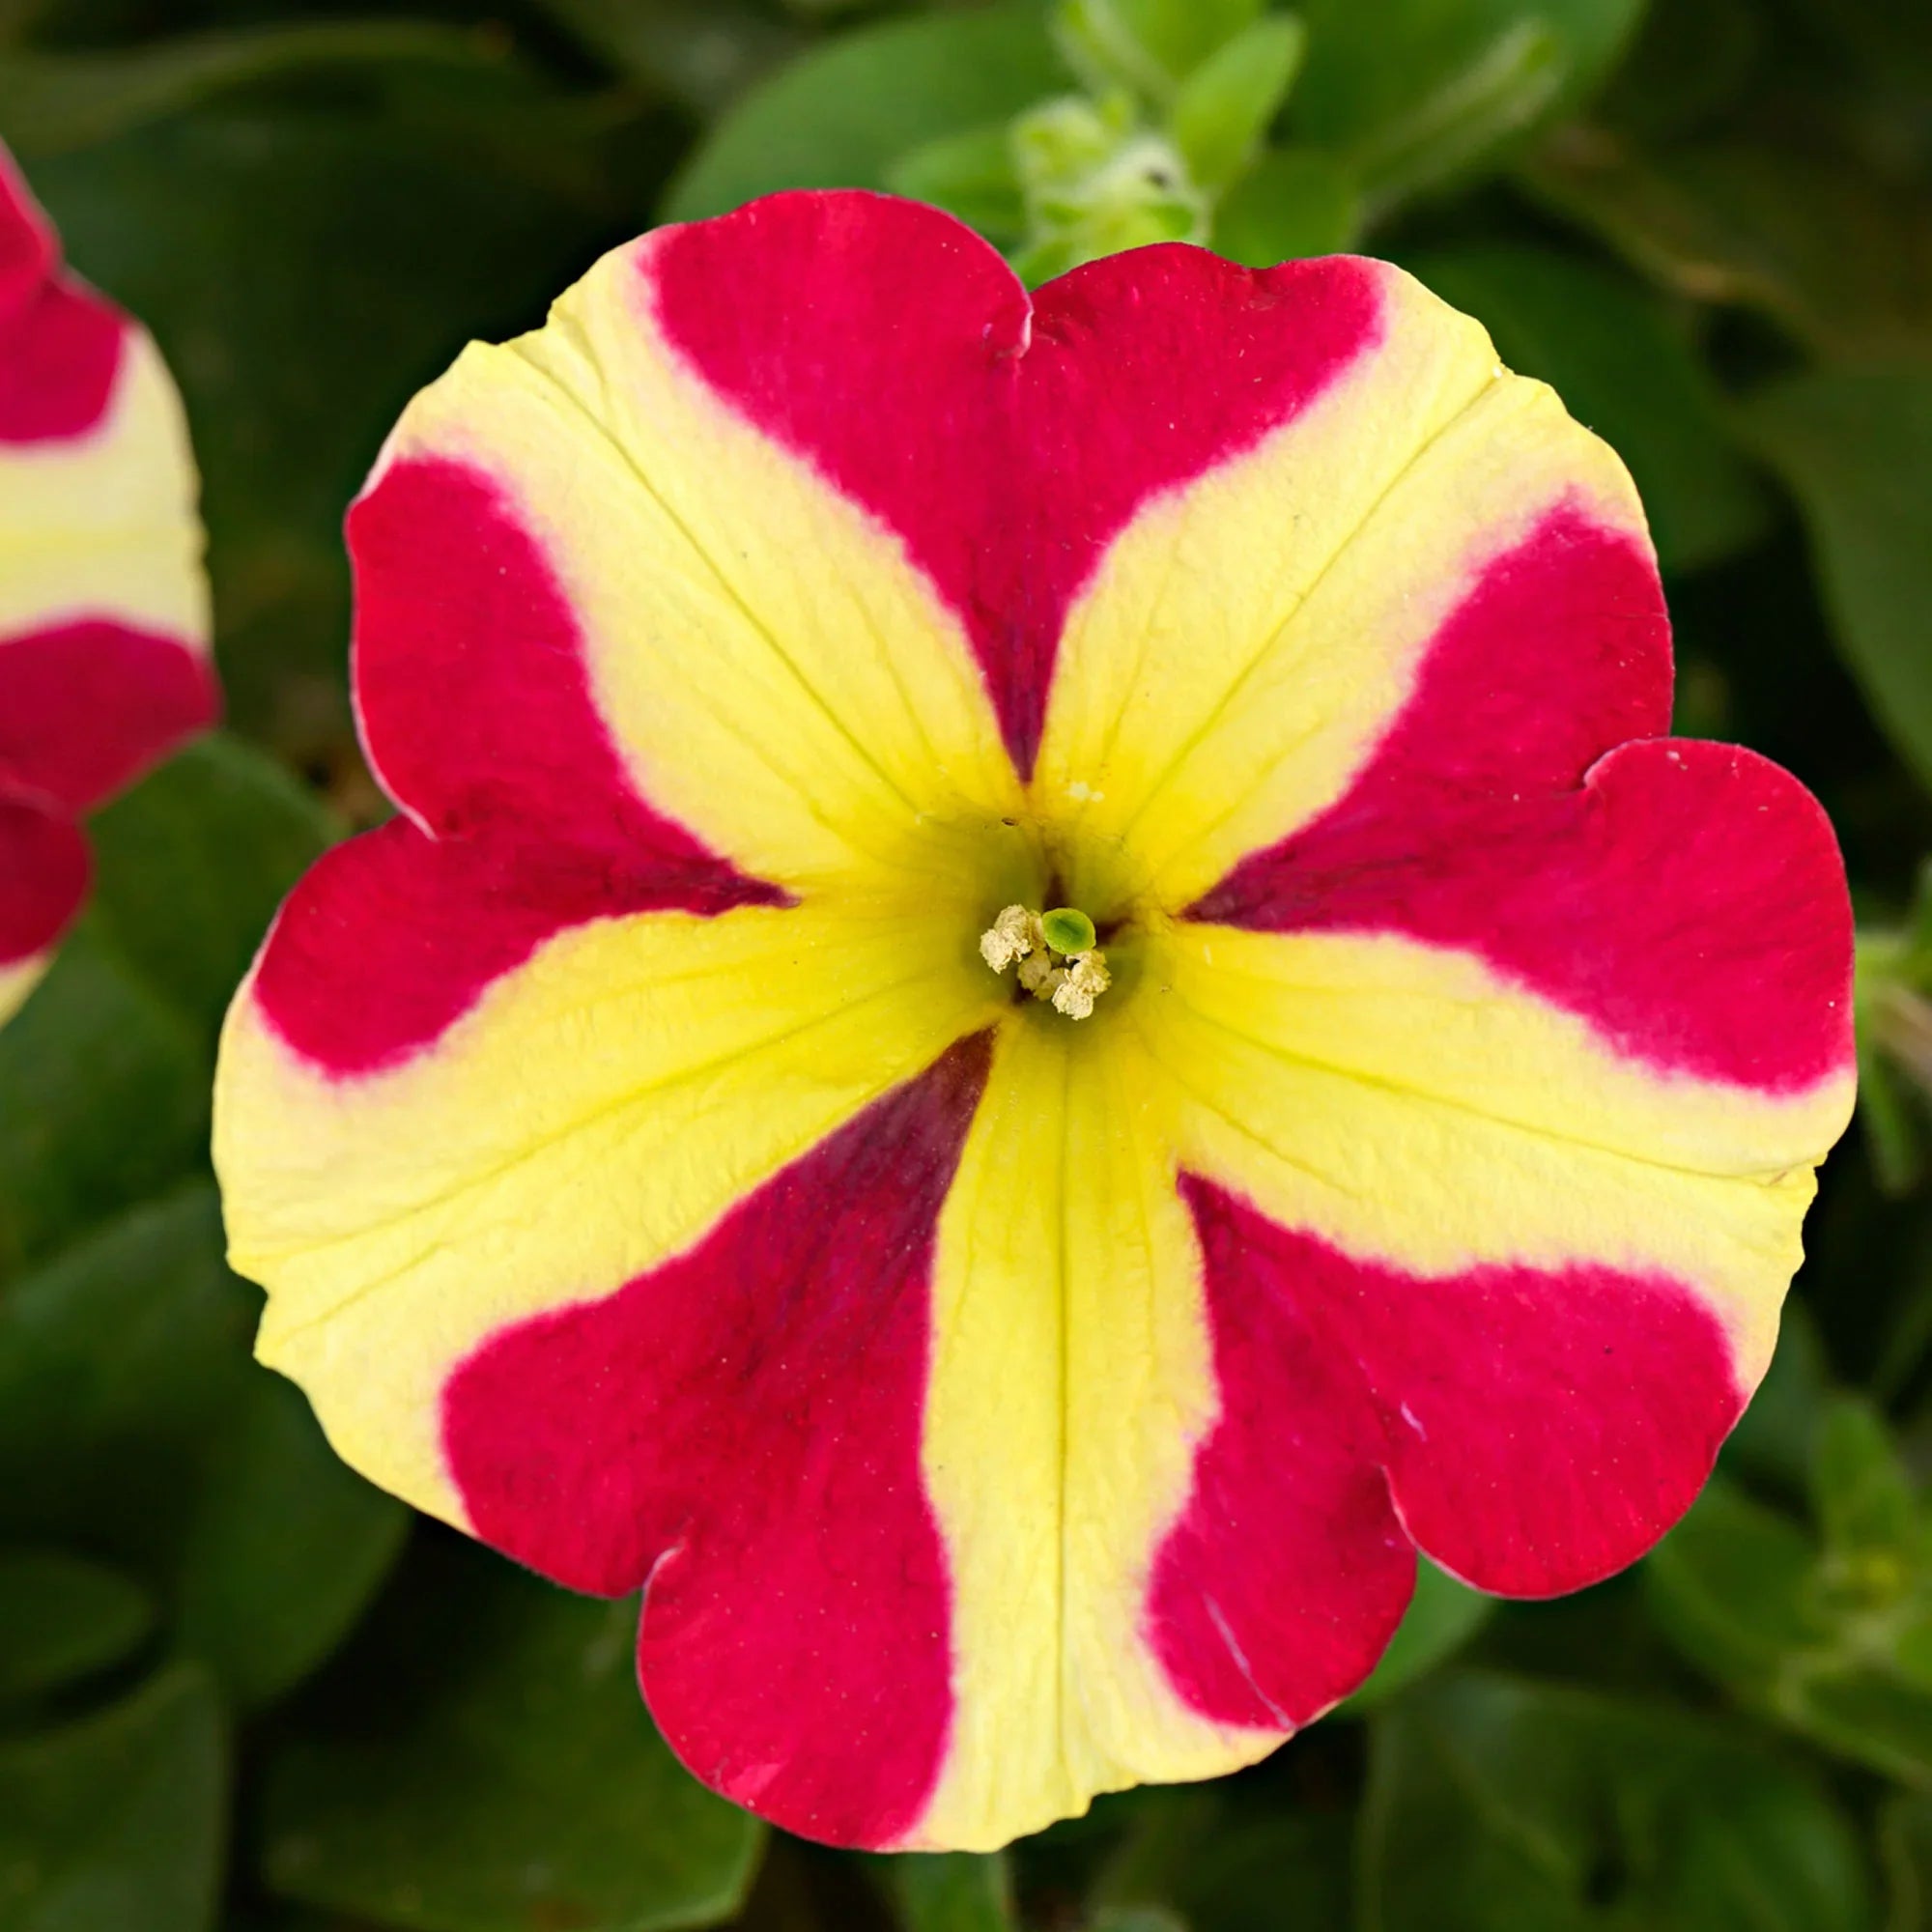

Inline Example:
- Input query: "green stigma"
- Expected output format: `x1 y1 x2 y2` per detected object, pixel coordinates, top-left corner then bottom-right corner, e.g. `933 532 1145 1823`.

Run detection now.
1040 907 1096 956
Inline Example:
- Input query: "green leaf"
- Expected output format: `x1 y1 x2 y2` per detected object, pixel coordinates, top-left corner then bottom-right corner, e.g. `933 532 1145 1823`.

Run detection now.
1354 18 1566 215
0 1186 405 1708
1737 370 1932 796
1081 1787 1350 1932
0 1549 154 1707
1166 1816 1350 1932
1345 1559 1492 1710
1292 0 1640 211
664 4 1064 222
885 124 1027 244
1645 1478 1830 1689
1167 14 1306 190
1883 1792 1932 1932
0 21 514 156
1648 1469 1932 1785
1721 1301 1829 1493
1401 243 1769 573
0 932 205 1274
1209 144 1359 263
88 734 337 1047
1009 95 1206 283
262 1533 761 1932
1363 1673 1874 1932
1053 0 1266 101
172 1346 409 1711
1812 1396 1916 1560
1087 1786 1223 1919
0 731 322 1266
0 727 396 1712
1861 1037 1932 1197
885 1852 1017 1932
530 0 802 114
1523 132 1932 363
0 1663 227 1932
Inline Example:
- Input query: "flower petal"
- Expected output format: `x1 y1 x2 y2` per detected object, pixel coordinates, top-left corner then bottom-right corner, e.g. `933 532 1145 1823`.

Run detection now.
242 818 781 1075
441 1035 994 1851
1189 726 1848 1096
0 793 86 1023
0 146 213 810
1133 898 1854 1594
324 447 789 1071
351 215 1025 895
1031 260 1505 896
649 193 1389 776
0 618 215 813
910 1021 1409 1850
0 147 120 441
1045 368 1665 917
1185 1179 1743 1600
214 829 1004 1533
0 144 56 316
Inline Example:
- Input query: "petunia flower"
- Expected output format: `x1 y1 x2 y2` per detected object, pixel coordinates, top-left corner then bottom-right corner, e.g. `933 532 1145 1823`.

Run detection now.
213 192 1855 1852
0 143 216 1027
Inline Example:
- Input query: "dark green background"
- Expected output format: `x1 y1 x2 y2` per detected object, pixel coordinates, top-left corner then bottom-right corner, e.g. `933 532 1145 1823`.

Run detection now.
4 0 1931 1925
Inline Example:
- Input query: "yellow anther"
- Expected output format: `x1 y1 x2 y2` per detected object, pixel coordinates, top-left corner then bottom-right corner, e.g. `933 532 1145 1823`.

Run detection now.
980 904 1110 1018
979 904 1043 973
1051 951 1112 1020
1017 952 1060 996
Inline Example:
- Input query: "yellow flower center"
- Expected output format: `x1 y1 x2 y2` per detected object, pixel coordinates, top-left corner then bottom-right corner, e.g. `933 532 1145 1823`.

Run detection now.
979 902 1113 1019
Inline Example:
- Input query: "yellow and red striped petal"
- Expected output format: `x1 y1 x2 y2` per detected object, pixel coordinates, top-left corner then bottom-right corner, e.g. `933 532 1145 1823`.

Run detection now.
215 822 1006 1527
213 191 1857 1854
349 213 1025 903
1133 815 1851 1597
0 141 214 1003
909 1018 1410 1848
1039 355 1663 918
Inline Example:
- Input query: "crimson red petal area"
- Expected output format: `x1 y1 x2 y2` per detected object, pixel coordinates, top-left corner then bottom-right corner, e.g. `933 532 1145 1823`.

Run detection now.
0 149 123 442
650 192 1384 773
0 620 217 812
1190 506 1852 1091
0 795 88 969
352 453 777 877
1181 1179 1745 1601
265 457 781 1074
441 1034 993 1849
0 145 55 315
252 812 774 1076
1151 1178 1413 1728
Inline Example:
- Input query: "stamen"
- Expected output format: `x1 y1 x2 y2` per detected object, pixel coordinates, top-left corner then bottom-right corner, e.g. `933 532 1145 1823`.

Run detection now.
1051 951 1112 1019
979 904 1043 973
980 903 1111 1018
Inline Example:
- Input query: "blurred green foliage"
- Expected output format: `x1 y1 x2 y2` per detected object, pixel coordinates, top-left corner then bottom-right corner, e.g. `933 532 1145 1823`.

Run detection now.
3 0 1932 1925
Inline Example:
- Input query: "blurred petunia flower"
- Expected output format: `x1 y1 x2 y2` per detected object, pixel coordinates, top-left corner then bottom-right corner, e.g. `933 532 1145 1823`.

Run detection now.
0 143 216 1026
213 193 1855 1851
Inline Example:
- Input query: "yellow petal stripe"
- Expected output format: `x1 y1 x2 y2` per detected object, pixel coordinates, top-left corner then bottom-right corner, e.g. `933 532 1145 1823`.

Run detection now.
1131 919 1855 1388
914 1014 1268 1850
1033 270 1645 918
0 326 209 650
363 236 1024 894
216 888 1007 1525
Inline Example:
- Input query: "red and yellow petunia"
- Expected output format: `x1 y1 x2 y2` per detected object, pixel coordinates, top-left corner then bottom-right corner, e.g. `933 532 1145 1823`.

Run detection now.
0 143 216 1025
213 192 1855 1851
